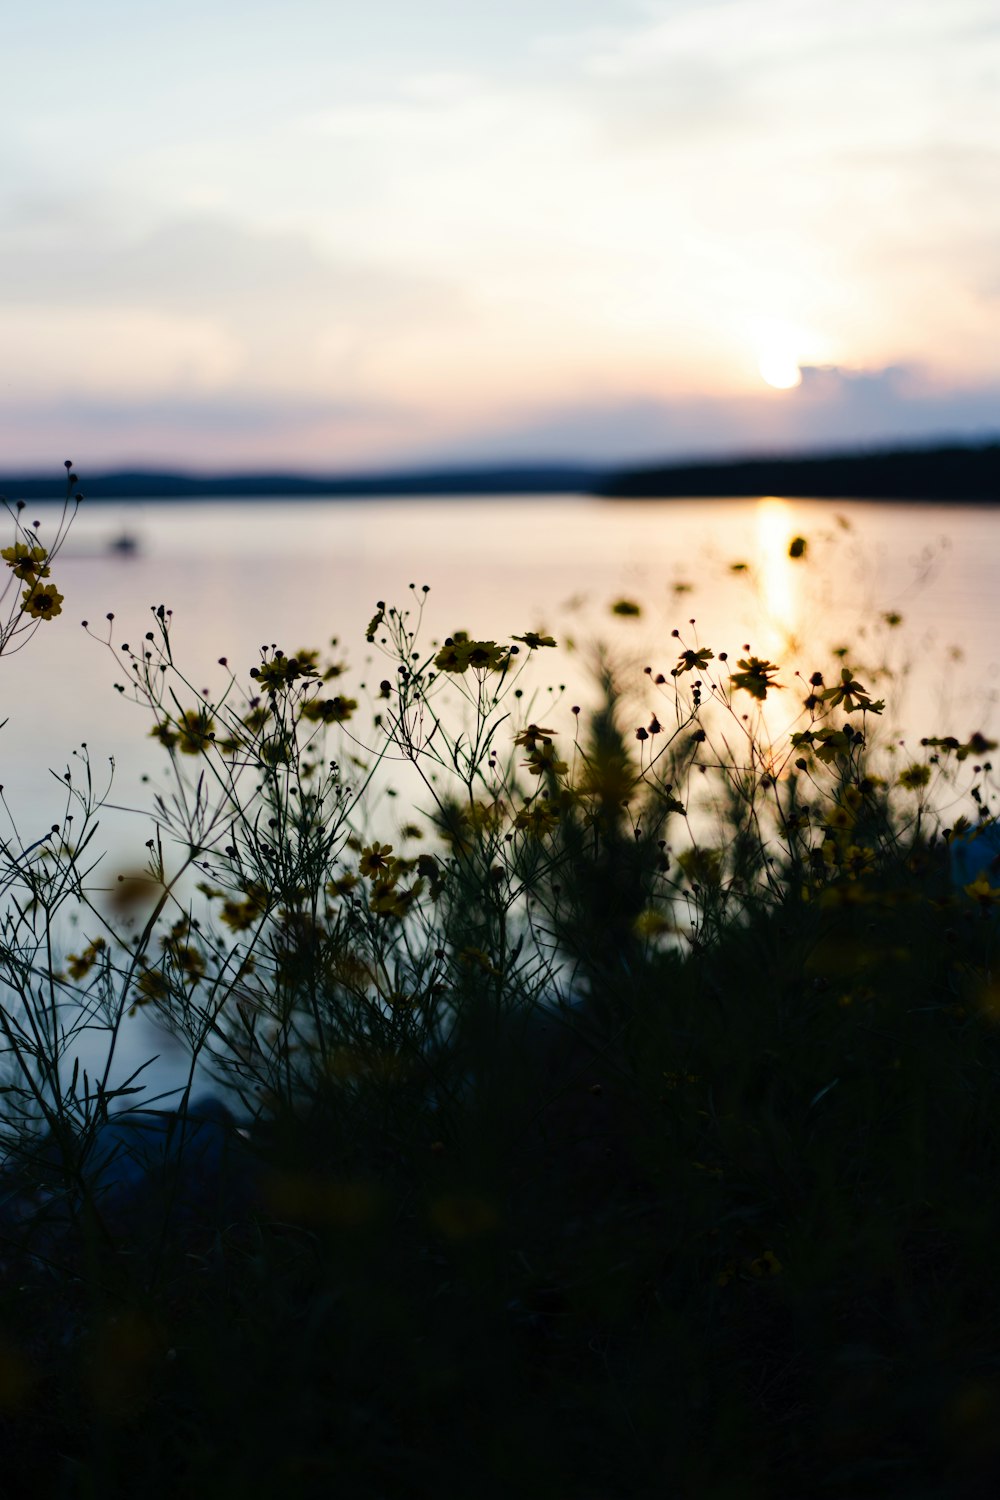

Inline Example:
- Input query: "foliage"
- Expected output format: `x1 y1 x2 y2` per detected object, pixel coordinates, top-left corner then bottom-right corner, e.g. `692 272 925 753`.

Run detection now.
2 485 1000 1496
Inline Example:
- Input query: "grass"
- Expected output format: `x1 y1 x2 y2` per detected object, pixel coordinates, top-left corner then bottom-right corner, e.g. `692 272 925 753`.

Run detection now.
2 473 1000 1497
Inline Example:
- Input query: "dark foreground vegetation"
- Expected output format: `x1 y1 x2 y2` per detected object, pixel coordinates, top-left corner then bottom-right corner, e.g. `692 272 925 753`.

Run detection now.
2 473 1000 1497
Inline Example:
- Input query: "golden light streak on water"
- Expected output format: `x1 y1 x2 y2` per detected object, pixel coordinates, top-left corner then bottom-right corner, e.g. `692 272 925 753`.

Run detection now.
753 496 800 658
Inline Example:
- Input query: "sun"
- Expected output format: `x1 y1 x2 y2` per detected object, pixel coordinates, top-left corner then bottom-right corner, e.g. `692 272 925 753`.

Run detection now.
758 349 802 390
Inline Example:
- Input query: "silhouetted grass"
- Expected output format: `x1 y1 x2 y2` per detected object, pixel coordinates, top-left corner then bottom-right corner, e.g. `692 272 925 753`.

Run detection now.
2 485 1000 1497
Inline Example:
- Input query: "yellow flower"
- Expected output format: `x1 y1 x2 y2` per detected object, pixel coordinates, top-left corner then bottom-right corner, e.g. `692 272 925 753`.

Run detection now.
513 800 559 836
219 885 268 931
250 651 318 694
149 722 179 751
677 847 722 887
66 938 106 981
21 582 63 620
633 909 671 938
512 632 557 649
730 656 781 701
525 741 568 777
132 968 169 1008
750 1250 783 1277
898 764 931 790
2 543 50 580
671 647 714 676
301 693 357 723
822 667 877 713
176 708 216 754
611 599 641 617
843 844 876 880
964 874 1000 907
160 939 206 980
513 724 557 751
370 876 421 918
434 637 509 674
359 842 394 878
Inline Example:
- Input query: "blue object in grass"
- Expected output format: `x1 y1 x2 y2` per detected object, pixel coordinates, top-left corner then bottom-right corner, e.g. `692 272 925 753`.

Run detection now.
949 821 1000 891
80 1094 255 1237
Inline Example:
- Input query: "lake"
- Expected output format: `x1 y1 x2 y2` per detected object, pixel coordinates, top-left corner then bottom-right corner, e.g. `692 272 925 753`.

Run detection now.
1 492 997 1099
4 493 997 800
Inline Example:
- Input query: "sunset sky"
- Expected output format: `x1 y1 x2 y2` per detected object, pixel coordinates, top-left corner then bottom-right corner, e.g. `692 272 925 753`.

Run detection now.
2 0 999 472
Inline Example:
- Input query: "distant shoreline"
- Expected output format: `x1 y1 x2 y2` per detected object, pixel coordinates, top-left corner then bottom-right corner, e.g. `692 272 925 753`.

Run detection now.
1 440 998 502
596 441 1000 502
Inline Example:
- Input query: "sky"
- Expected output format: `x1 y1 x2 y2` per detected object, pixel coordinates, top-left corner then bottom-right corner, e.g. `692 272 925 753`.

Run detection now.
2 0 999 473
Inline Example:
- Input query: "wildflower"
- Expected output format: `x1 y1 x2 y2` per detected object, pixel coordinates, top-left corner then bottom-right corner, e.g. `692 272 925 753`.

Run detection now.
434 637 509 673
825 804 855 833
512 632 557 649
513 724 557 751
514 800 560 837
663 1071 701 1089
21 582 63 620
842 844 876 880
132 968 169 1008
149 722 179 752
634 909 671 938
677 847 722 887
658 788 686 814
219 885 268 931
66 938 106 981
359 842 394 878
611 599 641 616
671 647 714 676
160 938 206 980
458 946 495 972
791 727 854 764
370 877 421 918
898 763 931 791
525 741 568 777
176 708 216 754
243 704 271 733
964 874 1000 908
326 873 359 898
822 667 878 713
730 656 781 701
750 1250 783 1277
365 603 385 642
416 852 443 894
1 543 49 580
301 695 357 723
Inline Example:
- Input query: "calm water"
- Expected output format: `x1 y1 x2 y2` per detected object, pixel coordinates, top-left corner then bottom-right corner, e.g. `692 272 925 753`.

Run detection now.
3 493 999 819
2 492 997 1099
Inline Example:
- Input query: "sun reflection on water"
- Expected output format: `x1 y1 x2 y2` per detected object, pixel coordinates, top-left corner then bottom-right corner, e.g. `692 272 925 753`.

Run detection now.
754 496 801 657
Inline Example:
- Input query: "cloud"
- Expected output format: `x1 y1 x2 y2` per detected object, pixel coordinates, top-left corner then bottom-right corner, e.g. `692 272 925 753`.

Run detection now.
0 388 424 471
421 365 1000 468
